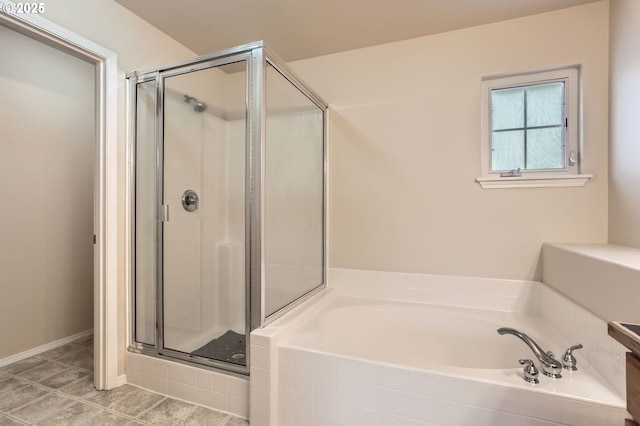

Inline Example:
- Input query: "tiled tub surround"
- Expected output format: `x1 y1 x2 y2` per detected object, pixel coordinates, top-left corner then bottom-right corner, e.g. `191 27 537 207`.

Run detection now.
250 268 628 426
125 352 250 419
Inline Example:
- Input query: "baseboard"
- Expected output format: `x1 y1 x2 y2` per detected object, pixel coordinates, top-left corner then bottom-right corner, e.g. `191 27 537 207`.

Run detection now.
117 374 127 386
0 329 94 368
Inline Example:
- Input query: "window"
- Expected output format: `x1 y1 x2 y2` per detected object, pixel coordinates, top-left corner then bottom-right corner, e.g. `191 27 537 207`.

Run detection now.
478 68 591 188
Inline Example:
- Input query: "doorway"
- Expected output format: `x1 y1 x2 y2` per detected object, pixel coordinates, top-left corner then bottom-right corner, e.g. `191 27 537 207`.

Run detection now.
0 8 118 389
0 22 94 359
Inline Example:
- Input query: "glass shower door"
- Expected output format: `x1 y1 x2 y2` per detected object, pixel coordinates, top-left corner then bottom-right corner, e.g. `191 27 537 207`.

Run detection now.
160 59 247 367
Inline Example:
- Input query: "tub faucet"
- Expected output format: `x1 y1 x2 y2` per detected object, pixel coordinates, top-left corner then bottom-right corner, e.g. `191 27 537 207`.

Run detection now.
497 327 563 378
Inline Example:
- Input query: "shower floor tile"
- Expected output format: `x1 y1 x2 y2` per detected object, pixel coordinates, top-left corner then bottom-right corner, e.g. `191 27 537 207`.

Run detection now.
0 336 249 425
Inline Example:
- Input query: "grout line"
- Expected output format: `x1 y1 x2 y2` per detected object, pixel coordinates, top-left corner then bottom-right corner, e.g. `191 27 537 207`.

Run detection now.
1 342 242 425
14 394 77 425
1 371 239 425
1 412 30 425
130 395 168 423
6 389 61 415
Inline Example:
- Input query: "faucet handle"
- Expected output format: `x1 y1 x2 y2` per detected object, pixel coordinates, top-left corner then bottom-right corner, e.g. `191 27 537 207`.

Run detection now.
519 359 539 384
562 343 583 371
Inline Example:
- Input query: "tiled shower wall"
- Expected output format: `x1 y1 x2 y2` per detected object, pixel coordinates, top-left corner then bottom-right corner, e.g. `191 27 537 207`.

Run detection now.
264 108 324 314
162 90 205 349
162 88 246 351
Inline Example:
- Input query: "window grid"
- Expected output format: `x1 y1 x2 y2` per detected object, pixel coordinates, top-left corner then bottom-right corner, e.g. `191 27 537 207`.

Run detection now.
490 81 566 171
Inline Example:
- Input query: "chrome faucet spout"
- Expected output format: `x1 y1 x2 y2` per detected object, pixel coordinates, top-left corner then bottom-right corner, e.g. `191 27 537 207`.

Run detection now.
497 327 562 378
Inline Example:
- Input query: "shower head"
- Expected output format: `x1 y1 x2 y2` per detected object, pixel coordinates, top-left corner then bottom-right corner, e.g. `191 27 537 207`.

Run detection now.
184 94 207 113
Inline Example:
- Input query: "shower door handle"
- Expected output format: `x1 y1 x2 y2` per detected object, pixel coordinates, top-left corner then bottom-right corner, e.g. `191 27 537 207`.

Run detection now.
181 190 199 212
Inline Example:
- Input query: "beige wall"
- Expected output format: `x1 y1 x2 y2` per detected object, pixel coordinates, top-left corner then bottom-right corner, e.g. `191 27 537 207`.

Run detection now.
608 0 640 248
0 25 95 358
41 0 197 375
290 2 610 280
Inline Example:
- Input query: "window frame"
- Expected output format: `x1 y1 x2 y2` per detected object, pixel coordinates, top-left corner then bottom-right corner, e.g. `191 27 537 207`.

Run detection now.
478 68 591 189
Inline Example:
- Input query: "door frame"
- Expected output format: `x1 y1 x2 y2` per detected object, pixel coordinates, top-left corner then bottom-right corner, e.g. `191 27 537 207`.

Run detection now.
0 3 119 389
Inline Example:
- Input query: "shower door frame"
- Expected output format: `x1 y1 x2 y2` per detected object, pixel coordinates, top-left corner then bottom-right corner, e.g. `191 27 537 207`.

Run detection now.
128 45 258 376
127 41 328 376
258 46 330 327
158 51 255 375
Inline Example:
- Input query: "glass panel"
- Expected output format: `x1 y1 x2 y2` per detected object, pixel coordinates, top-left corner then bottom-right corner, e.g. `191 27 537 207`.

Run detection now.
265 64 324 317
162 61 247 366
492 130 524 171
135 80 156 346
526 82 564 127
491 87 524 130
526 127 565 169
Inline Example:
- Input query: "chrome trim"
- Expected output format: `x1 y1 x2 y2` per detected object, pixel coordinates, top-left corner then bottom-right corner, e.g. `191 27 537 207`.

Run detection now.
561 343 583 371
264 45 328 109
260 48 329 326
158 346 248 376
180 190 198 212
323 108 329 301
158 55 253 375
125 74 136 349
128 346 248 378
263 283 327 326
128 73 157 85
519 359 539 384
126 41 264 78
248 47 265 332
155 71 165 358
127 76 160 349
158 52 251 80
497 327 563 378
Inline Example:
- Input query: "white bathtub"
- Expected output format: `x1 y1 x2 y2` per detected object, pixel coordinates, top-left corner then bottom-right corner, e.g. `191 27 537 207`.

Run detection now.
250 270 629 426
289 299 565 370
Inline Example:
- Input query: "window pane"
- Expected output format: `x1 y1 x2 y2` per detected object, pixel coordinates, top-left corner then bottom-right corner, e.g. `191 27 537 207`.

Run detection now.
526 82 564 127
492 130 524 171
492 88 524 130
526 127 565 169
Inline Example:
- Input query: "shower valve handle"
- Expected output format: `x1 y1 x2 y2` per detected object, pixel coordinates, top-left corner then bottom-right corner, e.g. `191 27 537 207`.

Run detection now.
181 190 199 212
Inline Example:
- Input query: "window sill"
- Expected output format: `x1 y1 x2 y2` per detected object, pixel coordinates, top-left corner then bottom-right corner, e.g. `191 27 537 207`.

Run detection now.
476 174 593 189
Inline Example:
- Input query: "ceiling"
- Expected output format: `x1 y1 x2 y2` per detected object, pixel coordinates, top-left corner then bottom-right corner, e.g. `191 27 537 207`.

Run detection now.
115 0 601 63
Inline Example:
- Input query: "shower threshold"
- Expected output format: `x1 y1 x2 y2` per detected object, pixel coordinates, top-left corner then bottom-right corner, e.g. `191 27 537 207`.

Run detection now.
190 330 246 365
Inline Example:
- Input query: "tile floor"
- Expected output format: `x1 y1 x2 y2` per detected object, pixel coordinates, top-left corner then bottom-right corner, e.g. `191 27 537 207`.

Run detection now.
0 336 249 425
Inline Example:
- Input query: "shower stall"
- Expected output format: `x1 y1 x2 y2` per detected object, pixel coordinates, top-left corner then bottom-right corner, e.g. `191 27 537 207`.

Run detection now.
127 41 327 375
